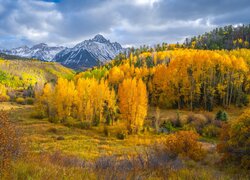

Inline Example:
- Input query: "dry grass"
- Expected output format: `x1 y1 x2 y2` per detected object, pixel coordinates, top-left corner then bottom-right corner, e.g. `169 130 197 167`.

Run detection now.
6 103 160 161
2 102 249 179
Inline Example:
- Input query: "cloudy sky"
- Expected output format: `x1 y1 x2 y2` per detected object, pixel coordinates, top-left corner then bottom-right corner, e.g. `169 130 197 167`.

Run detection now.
0 0 249 49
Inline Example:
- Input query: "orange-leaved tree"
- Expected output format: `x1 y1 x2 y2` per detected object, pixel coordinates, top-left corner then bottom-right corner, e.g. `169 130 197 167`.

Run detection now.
118 78 148 134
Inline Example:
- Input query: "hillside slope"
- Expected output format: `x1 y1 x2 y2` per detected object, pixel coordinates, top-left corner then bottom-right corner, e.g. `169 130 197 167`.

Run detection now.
0 59 74 90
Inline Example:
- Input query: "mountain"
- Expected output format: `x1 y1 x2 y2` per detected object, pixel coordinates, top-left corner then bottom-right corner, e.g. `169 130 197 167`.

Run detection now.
0 43 65 61
0 52 34 60
53 34 125 69
0 34 125 69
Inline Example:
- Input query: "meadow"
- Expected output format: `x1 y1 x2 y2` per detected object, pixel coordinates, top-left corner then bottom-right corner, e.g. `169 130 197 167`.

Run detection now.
0 102 249 179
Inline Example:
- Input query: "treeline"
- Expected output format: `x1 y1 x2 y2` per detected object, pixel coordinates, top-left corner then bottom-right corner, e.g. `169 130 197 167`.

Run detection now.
185 24 250 50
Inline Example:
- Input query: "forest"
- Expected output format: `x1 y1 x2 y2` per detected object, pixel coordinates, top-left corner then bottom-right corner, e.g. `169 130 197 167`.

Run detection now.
0 25 250 179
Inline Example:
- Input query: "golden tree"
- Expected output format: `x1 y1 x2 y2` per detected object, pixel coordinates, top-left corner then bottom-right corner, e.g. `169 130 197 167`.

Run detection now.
118 78 148 134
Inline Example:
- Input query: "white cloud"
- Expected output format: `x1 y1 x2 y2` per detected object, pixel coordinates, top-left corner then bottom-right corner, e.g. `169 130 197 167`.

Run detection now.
134 0 161 7
0 0 249 48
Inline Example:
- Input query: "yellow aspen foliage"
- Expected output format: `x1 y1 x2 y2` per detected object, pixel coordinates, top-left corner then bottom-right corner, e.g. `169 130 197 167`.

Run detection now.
0 84 9 102
108 66 124 84
38 77 117 126
118 78 148 134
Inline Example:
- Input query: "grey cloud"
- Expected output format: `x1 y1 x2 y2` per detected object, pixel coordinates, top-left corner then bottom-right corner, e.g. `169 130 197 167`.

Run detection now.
0 0 249 49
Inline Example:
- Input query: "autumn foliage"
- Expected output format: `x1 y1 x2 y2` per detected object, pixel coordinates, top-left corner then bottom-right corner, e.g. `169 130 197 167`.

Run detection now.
162 131 205 161
37 78 117 126
217 110 250 169
118 78 148 134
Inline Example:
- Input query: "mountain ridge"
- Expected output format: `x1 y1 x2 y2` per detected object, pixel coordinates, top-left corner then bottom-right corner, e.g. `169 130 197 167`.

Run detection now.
0 43 65 61
0 34 125 69
53 34 125 69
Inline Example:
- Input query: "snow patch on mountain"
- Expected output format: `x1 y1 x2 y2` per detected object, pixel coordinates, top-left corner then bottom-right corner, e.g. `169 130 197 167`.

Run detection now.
53 34 125 68
0 43 65 61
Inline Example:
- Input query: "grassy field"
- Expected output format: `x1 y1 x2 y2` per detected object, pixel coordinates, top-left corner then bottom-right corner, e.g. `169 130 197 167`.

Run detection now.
6 103 160 160
1 102 249 179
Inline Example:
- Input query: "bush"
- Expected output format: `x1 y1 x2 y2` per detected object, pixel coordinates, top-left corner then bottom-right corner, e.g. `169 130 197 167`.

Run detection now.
25 97 34 105
160 121 176 133
103 126 110 137
187 114 208 134
182 124 196 132
31 110 46 119
202 112 214 124
63 116 76 127
0 95 10 102
202 124 220 138
116 131 126 140
57 136 65 140
77 121 92 129
163 131 206 161
215 110 228 121
76 121 92 129
168 111 182 127
16 97 25 105
217 110 250 169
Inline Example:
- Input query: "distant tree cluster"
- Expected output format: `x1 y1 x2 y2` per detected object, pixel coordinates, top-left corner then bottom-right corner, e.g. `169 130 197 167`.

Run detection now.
185 24 250 50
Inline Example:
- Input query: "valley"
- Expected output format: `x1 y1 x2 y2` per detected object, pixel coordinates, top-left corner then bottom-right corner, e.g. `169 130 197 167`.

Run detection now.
0 24 250 179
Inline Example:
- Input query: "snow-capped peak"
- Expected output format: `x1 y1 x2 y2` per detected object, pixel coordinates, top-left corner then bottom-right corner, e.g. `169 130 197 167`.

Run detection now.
53 34 125 69
0 44 65 61
92 34 109 43
31 43 48 50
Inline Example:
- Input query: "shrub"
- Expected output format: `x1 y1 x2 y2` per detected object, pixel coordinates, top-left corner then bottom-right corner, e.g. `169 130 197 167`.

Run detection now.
16 97 25 105
215 110 228 121
187 114 208 134
179 115 188 126
116 131 126 140
168 111 182 127
31 110 46 119
49 116 60 124
217 110 250 169
160 121 176 133
163 131 205 161
103 126 110 137
202 124 220 138
182 124 196 132
63 116 76 127
0 95 10 102
77 122 92 130
202 112 214 124
57 136 65 140
25 97 34 105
